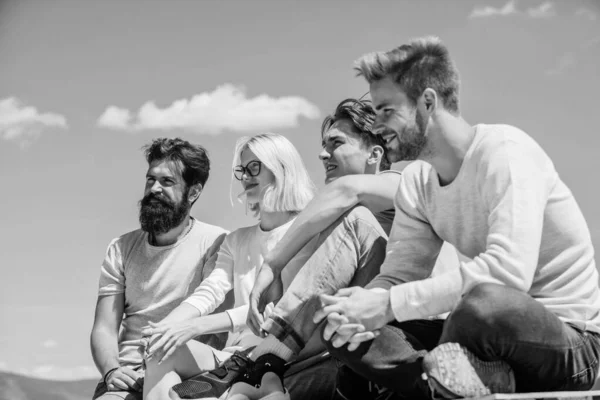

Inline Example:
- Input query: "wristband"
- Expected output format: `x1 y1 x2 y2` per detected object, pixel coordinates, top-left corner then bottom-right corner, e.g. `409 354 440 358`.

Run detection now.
103 367 119 385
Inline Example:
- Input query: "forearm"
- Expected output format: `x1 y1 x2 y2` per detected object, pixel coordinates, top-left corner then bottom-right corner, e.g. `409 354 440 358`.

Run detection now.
90 327 120 376
192 312 236 335
160 302 201 325
267 180 357 271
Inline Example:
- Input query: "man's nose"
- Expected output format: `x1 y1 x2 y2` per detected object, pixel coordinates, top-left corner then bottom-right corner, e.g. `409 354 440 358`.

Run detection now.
150 181 163 193
318 148 330 161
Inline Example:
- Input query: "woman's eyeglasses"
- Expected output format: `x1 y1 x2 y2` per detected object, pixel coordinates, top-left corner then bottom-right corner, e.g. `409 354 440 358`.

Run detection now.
233 160 262 180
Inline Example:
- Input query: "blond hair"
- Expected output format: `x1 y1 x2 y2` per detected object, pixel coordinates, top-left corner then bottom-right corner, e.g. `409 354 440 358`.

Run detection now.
232 133 315 214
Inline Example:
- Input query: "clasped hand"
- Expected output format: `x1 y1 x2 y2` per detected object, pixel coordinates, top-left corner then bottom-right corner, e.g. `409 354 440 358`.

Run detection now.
141 319 199 364
247 262 283 337
313 286 394 351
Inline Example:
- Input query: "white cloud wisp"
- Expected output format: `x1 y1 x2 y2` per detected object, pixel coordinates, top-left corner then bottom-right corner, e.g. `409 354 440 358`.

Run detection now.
97 84 320 134
0 97 68 147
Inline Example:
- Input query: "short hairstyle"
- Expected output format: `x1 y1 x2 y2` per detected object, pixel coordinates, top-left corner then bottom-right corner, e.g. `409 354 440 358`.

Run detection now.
144 138 210 188
232 133 315 214
355 36 460 114
321 98 391 171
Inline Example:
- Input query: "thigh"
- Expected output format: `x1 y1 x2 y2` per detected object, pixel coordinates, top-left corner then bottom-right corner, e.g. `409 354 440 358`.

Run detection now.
285 356 337 400
168 341 225 380
442 284 600 391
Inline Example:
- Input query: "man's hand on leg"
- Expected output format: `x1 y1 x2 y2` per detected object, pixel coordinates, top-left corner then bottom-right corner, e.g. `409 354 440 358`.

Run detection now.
105 366 143 392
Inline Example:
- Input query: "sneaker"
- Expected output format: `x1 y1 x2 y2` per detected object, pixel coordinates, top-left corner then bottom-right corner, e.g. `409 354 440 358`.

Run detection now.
169 352 286 400
226 372 290 400
422 342 516 399
334 365 394 400
169 349 254 399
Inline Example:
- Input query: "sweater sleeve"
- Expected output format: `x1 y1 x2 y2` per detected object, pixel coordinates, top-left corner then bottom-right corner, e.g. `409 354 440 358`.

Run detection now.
225 304 250 333
458 137 553 293
367 169 443 291
381 136 555 322
183 233 235 315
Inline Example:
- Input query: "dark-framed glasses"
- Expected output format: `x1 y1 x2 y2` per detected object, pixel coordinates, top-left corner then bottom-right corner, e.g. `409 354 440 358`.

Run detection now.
233 160 262 180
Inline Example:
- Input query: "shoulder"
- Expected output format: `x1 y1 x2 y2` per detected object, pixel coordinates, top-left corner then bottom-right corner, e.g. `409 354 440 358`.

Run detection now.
109 229 145 252
474 124 548 160
399 161 435 190
223 224 259 245
474 124 554 176
192 219 229 237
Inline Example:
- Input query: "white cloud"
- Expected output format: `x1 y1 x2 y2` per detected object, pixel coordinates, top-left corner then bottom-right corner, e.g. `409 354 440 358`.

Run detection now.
0 97 68 147
97 84 320 134
469 1 556 19
0 361 8 371
469 0 517 19
41 339 58 349
526 2 556 18
575 7 597 21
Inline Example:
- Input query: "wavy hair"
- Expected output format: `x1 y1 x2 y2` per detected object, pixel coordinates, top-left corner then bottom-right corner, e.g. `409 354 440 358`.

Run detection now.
232 133 315 215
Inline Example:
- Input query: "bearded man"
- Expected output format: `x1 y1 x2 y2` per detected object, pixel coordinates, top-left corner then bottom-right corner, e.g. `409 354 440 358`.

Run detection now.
90 138 227 400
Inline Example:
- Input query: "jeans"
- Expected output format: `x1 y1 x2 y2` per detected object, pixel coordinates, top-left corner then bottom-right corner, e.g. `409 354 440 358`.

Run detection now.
328 283 600 398
285 352 338 399
262 205 388 356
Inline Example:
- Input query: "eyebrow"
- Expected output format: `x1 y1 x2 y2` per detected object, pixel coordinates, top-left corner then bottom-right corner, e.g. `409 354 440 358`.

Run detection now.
321 133 344 146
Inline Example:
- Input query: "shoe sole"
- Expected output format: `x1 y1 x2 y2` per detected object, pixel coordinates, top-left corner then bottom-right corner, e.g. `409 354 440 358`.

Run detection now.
423 343 516 398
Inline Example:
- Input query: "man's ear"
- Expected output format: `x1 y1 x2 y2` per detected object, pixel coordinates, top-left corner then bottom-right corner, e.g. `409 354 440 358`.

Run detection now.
367 145 385 166
421 88 438 115
188 184 203 203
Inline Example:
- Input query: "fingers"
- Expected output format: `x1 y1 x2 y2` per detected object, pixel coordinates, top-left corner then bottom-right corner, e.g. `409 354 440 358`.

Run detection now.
334 287 358 297
321 312 348 341
313 295 345 324
347 330 380 351
148 332 170 356
335 323 365 336
141 323 167 338
247 294 264 337
319 294 344 306
109 368 141 392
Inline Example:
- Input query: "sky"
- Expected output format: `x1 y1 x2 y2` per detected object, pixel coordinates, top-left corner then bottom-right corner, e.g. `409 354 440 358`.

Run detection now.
0 0 599 381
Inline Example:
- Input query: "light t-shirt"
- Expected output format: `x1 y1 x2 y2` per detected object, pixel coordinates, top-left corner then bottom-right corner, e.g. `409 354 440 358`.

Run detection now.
98 218 228 368
184 219 301 350
368 124 600 332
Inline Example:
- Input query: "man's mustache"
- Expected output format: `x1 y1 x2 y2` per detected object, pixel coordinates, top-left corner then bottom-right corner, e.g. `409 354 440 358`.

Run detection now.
141 193 174 207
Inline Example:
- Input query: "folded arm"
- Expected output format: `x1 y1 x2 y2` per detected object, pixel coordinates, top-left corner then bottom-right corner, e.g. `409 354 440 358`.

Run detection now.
266 172 401 273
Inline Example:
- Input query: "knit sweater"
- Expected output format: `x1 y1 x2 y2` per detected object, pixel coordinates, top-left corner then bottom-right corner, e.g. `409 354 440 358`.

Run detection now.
368 124 600 332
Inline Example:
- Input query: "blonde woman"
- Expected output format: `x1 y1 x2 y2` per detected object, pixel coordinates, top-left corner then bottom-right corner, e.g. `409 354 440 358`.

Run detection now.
141 133 315 400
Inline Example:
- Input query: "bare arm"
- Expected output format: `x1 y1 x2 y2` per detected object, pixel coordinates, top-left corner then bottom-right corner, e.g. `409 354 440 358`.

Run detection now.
90 293 125 377
266 172 401 273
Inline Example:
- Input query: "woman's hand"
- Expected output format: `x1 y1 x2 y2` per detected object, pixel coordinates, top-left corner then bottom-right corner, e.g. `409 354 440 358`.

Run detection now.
141 319 201 364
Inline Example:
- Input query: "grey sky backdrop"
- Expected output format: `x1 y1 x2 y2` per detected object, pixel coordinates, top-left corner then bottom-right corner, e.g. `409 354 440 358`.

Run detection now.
1 0 599 380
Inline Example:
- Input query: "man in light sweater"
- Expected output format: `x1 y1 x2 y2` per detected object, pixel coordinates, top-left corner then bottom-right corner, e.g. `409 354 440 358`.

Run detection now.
90 138 227 400
315 36 600 399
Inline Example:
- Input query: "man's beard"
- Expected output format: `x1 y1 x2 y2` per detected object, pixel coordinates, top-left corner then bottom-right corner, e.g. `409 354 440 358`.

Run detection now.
381 113 427 162
138 191 190 236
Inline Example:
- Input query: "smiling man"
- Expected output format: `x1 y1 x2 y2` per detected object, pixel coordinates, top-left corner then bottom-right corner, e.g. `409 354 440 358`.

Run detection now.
90 138 227 400
317 36 600 399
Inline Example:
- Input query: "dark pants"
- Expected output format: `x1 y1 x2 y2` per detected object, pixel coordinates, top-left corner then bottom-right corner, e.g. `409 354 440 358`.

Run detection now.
327 283 600 398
